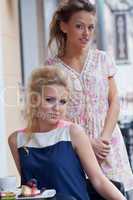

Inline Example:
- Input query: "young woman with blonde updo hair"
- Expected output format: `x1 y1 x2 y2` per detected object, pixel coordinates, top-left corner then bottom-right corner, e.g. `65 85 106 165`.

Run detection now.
9 66 126 200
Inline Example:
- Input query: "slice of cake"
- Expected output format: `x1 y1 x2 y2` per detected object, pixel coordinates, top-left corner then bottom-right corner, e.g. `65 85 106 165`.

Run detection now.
21 185 40 197
20 179 41 197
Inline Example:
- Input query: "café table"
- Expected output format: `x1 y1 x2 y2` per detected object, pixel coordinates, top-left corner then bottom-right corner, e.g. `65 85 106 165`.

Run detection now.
16 194 76 200
16 197 56 200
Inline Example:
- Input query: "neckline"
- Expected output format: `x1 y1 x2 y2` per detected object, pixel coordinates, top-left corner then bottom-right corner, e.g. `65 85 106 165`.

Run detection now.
24 120 70 135
33 126 61 135
56 49 90 76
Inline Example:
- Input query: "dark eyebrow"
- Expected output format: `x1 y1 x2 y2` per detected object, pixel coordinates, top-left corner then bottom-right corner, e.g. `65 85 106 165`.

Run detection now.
88 24 95 28
75 20 94 26
75 20 85 24
45 96 55 97
44 96 55 98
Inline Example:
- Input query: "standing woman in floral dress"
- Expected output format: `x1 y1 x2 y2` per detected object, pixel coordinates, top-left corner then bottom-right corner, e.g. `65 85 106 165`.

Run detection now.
45 0 133 197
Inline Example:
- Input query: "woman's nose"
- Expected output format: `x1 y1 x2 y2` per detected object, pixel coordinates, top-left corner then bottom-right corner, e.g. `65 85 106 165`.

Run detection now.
83 27 89 36
53 102 60 110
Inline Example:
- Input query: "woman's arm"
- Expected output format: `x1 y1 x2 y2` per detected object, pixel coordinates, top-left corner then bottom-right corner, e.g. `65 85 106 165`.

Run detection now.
90 77 119 162
101 76 120 140
8 132 21 174
70 124 126 200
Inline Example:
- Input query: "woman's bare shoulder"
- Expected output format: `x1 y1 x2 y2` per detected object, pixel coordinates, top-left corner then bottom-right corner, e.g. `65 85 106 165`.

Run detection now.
44 57 57 65
69 123 86 140
8 129 25 145
70 123 84 133
8 131 18 146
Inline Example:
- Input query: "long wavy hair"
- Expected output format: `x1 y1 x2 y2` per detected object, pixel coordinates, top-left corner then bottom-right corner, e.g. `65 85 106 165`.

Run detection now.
48 0 96 57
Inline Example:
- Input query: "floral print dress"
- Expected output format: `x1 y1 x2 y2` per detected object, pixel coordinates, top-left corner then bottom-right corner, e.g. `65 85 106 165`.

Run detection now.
46 49 133 191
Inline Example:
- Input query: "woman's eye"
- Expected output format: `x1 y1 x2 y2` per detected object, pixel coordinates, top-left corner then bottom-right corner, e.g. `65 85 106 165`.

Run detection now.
45 97 56 103
59 99 67 105
76 24 83 29
88 25 94 31
45 97 67 105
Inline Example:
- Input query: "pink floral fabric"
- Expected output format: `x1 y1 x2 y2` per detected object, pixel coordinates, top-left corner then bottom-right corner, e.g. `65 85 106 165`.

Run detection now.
45 49 133 191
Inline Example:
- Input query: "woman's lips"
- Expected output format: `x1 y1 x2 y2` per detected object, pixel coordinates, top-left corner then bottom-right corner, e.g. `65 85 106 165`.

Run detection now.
80 38 89 44
46 113 60 119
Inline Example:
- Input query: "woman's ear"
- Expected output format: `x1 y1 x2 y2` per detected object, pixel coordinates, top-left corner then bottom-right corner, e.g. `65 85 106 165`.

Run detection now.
30 93 41 108
60 21 68 34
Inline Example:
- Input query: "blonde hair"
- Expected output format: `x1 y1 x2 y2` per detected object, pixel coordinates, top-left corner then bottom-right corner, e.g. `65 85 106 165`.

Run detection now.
48 0 96 56
25 65 70 138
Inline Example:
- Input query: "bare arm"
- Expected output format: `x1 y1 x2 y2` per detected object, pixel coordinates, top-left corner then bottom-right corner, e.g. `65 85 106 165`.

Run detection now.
90 77 120 162
8 132 21 175
70 124 126 200
101 77 120 140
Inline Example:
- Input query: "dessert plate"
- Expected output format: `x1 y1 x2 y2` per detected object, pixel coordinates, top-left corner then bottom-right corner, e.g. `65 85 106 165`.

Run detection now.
17 189 56 199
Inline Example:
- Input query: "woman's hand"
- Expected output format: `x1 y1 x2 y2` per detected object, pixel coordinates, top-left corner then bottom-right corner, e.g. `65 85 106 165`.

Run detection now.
91 138 111 162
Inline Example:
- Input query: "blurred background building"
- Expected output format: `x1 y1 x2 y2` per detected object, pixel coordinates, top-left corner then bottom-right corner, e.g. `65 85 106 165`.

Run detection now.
0 0 133 183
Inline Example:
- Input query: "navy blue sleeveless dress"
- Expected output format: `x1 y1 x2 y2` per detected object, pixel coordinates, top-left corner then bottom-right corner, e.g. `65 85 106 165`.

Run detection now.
17 122 90 200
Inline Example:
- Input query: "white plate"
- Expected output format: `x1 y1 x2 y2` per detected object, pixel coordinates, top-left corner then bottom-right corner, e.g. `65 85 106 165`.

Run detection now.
17 189 56 199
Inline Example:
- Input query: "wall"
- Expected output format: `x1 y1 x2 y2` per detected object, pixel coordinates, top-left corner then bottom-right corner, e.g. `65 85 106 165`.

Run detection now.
0 0 22 183
19 0 58 84
104 2 133 119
